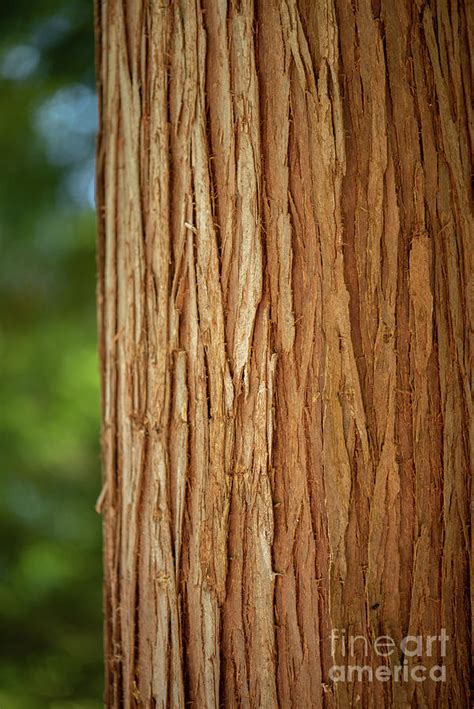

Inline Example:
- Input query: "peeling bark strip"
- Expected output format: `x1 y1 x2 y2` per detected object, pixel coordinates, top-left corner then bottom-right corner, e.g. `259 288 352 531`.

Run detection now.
95 0 472 706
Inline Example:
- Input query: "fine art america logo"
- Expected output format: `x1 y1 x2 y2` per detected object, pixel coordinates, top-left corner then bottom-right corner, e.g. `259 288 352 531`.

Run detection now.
329 629 448 683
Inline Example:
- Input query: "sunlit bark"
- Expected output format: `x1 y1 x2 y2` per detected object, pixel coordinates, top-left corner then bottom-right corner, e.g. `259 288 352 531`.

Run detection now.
96 1 472 706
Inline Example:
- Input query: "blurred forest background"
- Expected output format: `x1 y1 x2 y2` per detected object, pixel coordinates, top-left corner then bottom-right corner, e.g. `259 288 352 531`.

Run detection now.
0 1 102 706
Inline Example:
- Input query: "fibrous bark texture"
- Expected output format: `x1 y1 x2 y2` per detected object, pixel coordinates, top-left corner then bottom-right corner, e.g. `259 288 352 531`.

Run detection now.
95 0 472 706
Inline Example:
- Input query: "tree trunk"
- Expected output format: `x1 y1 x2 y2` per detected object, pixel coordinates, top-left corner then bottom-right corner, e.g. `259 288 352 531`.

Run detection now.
95 1 472 706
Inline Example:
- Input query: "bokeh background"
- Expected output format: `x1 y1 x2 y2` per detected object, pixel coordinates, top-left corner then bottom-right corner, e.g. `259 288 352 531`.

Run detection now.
0 2 102 706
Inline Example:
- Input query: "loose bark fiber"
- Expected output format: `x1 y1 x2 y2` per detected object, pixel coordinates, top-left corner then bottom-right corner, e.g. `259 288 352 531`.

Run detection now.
95 0 472 706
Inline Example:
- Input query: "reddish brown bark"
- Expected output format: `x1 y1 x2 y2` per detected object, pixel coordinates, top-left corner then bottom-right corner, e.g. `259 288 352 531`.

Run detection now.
95 1 472 706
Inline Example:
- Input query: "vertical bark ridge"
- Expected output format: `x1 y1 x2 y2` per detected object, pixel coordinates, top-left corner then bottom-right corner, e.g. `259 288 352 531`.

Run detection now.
96 0 472 705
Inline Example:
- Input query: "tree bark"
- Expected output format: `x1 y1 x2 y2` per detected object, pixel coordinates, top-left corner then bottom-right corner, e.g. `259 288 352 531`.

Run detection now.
95 1 472 706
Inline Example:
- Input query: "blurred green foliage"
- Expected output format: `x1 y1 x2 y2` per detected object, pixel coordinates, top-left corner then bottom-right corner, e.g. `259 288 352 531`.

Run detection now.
0 2 102 706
